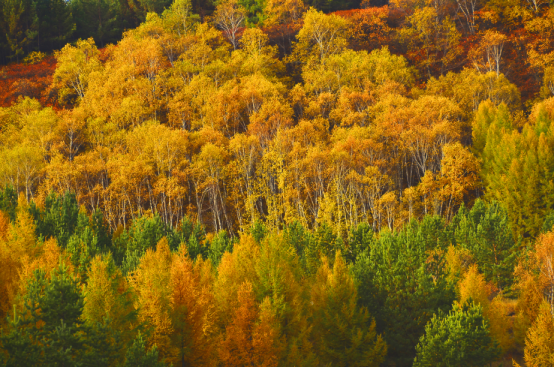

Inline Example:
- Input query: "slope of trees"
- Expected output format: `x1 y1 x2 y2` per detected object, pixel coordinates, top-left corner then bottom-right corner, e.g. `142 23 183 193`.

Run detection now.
0 0 554 365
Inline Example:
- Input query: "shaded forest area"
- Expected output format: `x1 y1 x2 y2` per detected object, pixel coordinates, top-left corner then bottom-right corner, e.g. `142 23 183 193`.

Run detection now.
1 0 554 366
0 0 368 64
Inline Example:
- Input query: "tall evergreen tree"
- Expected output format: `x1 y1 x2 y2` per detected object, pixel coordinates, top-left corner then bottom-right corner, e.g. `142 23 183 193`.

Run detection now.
311 252 387 367
413 302 501 367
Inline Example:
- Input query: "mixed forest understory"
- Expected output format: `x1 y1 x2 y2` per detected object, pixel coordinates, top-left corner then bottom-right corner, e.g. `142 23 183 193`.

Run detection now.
1 0 554 366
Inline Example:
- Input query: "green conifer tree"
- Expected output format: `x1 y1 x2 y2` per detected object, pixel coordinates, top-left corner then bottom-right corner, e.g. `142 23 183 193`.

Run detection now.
123 332 167 367
413 302 501 367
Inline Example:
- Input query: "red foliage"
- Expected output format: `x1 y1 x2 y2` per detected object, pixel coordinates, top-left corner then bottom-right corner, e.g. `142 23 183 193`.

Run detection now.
458 29 540 104
263 22 302 56
0 56 57 108
336 7 394 51
332 7 388 18
504 29 541 103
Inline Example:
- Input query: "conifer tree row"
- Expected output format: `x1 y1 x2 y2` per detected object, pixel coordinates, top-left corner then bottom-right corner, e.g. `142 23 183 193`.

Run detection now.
0 192 541 366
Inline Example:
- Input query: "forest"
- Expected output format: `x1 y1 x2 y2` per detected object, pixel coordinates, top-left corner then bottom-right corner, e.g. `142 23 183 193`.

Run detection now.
1 0 554 365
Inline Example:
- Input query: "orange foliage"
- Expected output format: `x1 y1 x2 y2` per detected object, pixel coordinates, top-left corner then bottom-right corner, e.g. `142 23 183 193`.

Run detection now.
219 281 281 367
169 248 216 366
0 57 57 107
0 210 8 241
534 231 554 313
334 7 393 51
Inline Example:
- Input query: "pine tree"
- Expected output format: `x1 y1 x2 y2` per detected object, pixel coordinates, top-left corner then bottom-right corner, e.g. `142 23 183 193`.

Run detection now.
123 332 167 367
454 200 518 291
0 307 41 367
413 302 501 367
249 219 268 244
304 222 340 275
346 222 373 264
91 209 112 252
31 191 81 248
352 217 456 367
0 0 37 61
177 215 206 249
1 265 88 366
71 0 124 47
34 266 85 366
207 230 233 267
542 210 554 233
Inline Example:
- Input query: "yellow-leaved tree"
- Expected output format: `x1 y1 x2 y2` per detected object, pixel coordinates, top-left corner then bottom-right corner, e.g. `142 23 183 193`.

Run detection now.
52 38 102 104
83 255 135 352
129 237 173 357
516 301 554 367
458 265 513 352
219 281 282 366
168 247 216 366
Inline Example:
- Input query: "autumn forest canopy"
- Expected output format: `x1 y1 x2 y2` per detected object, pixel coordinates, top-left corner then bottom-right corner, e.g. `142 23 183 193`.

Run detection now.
1 0 554 365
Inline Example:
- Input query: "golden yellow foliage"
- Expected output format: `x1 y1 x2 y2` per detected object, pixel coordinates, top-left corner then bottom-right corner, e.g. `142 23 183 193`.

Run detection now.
83 256 133 330
0 236 20 323
459 264 492 307
459 264 514 352
445 244 474 284
522 301 554 367
0 203 67 320
214 234 260 327
129 237 173 355
168 247 216 366
219 281 282 367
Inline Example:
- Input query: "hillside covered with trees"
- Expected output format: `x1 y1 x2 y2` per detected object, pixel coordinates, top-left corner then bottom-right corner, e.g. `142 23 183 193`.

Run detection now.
1 0 554 365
